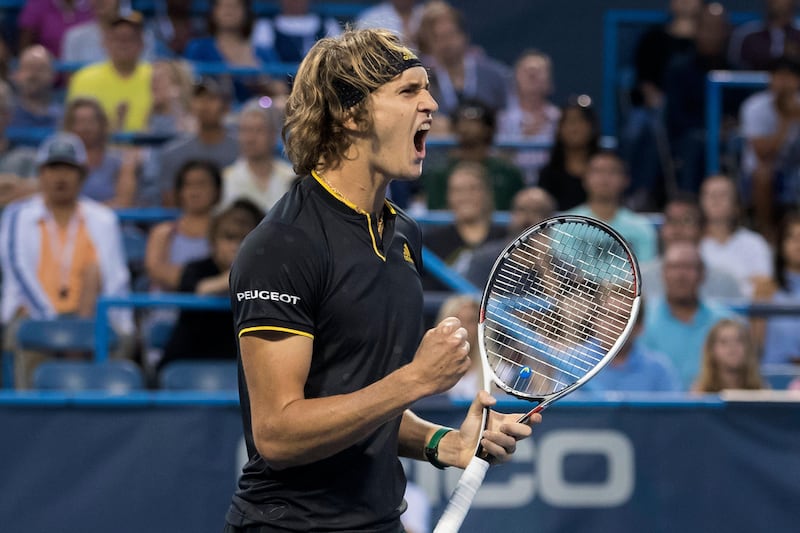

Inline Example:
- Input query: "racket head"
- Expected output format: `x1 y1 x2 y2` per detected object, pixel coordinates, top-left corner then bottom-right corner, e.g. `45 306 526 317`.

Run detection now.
478 215 642 403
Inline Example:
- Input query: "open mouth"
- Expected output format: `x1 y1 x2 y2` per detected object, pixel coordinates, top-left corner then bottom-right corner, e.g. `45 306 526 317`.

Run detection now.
414 123 431 157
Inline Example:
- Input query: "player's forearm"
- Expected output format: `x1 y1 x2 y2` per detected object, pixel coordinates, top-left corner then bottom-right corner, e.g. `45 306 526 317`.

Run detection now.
253 364 434 469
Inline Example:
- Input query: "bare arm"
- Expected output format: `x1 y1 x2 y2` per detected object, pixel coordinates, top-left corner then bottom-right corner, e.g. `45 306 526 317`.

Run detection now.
242 318 473 470
107 148 140 208
144 222 183 289
195 270 230 295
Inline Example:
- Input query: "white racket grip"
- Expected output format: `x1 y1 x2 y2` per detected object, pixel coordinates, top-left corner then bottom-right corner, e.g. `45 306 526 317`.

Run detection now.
433 457 491 533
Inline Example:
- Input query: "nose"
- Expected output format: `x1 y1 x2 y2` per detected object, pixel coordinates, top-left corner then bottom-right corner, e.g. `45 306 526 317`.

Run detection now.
419 89 438 115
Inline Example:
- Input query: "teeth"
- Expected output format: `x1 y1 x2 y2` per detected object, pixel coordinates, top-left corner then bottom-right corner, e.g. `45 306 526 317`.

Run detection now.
418 123 431 131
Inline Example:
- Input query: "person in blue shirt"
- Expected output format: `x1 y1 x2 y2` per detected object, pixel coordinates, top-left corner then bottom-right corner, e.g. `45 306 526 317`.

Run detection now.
639 240 734 389
582 303 681 393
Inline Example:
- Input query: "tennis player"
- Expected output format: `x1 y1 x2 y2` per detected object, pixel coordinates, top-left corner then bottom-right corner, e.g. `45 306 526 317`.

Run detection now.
224 28 540 533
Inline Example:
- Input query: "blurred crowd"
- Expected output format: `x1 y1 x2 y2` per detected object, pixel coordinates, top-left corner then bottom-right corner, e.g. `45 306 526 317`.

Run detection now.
0 0 799 402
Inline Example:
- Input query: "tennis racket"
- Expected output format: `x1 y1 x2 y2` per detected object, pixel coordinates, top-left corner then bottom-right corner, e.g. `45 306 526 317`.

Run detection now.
433 214 642 533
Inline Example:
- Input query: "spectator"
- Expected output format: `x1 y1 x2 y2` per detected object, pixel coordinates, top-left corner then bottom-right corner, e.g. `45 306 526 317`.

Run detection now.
155 77 238 207
18 0 93 57
640 241 734 389
537 98 601 211
692 318 766 392
729 0 800 70
465 186 556 288
567 150 658 262
0 132 133 388
755 212 800 365
740 56 800 236
581 305 681 393
222 99 295 212
0 81 41 207
699 174 773 298
433 294 483 400
355 0 424 46
66 10 152 132
62 97 138 207
415 1 511 126
9 45 62 130
148 59 197 135
61 0 157 64
421 98 524 211
184 0 277 103
252 0 341 63
158 199 263 371
145 160 221 292
423 161 506 290
640 193 742 300
497 49 560 186
149 0 206 57
663 2 733 199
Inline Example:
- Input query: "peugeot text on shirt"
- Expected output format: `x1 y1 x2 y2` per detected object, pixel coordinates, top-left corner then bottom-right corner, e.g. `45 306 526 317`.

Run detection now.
237 290 301 304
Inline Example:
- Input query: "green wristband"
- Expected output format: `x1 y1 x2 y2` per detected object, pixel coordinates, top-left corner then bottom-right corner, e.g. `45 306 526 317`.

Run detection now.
424 427 453 470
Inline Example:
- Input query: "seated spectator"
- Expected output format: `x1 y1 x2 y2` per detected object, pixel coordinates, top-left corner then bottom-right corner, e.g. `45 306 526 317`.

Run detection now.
63 97 138 207
581 304 681 393
436 294 483 400
252 0 341 63
421 99 524 211
567 150 658 262
755 212 800 365
355 0 424 45
184 0 278 103
537 98 600 210
423 162 506 290
148 59 197 135
0 82 40 207
154 77 239 207
740 57 800 236
497 49 560 185
640 241 734 389
729 0 800 70
149 0 207 57
663 2 733 200
18 0 93 57
415 1 511 130
222 99 295 212
62 0 157 64
66 10 152 132
641 193 742 300
145 160 221 292
0 132 133 388
464 186 556 288
9 45 62 130
699 174 773 298
159 199 263 370
692 318 766 392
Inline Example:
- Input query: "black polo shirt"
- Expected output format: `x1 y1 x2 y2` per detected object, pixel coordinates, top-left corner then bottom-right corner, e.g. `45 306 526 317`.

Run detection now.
226 173 425 532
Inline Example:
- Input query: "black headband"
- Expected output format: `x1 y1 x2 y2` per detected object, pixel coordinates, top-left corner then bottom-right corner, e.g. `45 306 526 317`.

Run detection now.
333 45 423 109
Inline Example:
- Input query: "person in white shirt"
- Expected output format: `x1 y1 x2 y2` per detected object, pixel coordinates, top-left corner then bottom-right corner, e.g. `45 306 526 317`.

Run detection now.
356 0 424 46
222 99 295 212
699 174 773 299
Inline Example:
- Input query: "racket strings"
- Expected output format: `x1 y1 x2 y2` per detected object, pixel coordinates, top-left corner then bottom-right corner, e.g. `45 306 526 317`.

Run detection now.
483 221 636 397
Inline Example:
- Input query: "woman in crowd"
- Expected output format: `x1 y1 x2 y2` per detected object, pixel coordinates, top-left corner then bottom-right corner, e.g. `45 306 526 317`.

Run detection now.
145 160 222 291
63 97 139 208
692 318 765 393
436 294 483 401
755 212 800 366
222 99 295 212
537 98 600 210
148 59 197 135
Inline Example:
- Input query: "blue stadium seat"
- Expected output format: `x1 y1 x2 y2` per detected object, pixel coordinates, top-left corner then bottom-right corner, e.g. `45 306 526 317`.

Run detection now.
16 318 116 353
122 225 148 267
159 360 238 391
148 320 175 350
32 360 145 393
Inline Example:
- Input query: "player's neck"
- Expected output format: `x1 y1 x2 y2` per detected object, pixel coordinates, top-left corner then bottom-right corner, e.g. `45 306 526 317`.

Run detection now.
318 164 387 217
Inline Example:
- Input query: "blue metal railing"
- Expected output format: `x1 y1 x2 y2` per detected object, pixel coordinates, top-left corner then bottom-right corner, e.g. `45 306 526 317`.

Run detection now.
704 70 768 174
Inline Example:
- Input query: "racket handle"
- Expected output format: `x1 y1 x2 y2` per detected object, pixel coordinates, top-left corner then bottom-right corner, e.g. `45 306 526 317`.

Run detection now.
433 457 491 533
